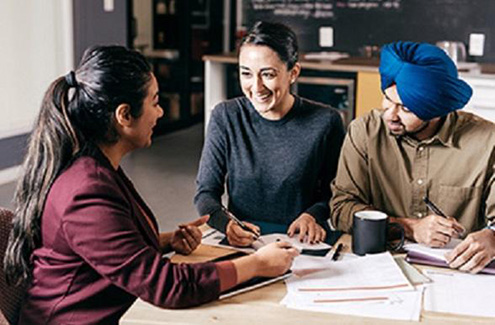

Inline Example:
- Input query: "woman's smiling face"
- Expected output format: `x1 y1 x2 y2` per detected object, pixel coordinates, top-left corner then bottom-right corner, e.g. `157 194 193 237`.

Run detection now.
239 44 298 120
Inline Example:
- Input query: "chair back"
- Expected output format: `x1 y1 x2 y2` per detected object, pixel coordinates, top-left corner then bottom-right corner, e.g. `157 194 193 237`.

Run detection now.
0 208 25 325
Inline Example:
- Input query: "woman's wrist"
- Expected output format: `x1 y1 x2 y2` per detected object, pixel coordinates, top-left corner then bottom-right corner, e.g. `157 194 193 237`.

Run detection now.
231 254 261 284
159 232 173 253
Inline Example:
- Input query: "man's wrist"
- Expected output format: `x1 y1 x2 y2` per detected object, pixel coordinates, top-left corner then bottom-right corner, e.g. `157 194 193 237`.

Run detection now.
390 216 416 240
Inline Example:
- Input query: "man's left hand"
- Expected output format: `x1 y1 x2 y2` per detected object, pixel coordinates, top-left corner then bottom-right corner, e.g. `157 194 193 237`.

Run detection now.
445 228 495 273
287 213 326 244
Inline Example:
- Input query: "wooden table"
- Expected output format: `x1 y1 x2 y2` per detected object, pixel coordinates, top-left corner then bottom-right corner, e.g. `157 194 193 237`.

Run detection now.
121 235 494 324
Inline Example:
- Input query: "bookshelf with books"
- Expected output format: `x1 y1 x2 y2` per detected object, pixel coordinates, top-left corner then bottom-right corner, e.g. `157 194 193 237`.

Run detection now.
148 0 223 134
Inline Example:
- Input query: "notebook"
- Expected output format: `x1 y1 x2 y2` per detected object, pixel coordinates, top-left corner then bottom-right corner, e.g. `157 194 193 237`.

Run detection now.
404 239 495 275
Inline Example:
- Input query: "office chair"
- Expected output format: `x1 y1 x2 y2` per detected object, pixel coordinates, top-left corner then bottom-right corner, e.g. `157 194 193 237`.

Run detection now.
0 208 25 325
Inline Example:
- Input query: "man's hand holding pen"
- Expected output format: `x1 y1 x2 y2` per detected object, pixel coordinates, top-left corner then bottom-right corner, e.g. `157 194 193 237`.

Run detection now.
410 214 464 248
392 197 466 248
413 197 466 248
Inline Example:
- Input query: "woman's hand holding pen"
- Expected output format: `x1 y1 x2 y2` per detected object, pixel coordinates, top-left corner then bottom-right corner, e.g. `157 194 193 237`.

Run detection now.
287 213 326 244
226 220 260 247
253 242 299 277
229 242 299 286
169 216 208 255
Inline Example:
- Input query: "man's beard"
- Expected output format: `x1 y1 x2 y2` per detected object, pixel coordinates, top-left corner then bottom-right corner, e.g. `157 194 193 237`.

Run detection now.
390 120 430 138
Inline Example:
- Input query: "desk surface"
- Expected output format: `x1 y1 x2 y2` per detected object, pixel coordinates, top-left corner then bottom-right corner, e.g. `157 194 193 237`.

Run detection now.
121 235 494 324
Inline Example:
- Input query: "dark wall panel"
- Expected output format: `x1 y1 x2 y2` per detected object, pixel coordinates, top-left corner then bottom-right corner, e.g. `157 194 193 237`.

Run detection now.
245 0 495 63
73 0 131 64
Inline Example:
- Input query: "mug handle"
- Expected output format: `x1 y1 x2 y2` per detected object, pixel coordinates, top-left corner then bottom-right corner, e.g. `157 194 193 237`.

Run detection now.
387 222 405 252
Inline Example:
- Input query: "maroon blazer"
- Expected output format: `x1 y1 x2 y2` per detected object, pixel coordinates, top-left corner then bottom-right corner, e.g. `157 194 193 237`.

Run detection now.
19 149 221 324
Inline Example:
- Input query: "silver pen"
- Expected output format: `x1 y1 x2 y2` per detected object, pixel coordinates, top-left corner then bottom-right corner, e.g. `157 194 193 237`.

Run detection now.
221 205 261 241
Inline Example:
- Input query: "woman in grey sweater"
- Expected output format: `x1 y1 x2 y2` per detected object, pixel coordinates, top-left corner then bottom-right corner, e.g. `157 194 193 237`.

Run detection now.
195 21 345 247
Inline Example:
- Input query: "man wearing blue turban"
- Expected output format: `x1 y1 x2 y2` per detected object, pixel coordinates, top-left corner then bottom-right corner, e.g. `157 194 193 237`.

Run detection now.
331 41 495 274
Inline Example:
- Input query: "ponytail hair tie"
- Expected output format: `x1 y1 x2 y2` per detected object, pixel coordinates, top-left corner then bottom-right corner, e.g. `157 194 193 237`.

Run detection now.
65 71 78 88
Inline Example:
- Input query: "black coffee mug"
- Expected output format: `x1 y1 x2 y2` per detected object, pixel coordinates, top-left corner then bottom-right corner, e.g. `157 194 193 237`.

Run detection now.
352 211 405 256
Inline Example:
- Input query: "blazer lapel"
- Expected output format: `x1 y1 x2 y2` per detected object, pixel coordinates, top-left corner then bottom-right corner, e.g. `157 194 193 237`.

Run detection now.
116 169 161 251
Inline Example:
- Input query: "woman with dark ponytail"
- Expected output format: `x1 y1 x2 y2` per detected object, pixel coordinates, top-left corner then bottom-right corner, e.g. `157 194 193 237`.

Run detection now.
4 45 298 324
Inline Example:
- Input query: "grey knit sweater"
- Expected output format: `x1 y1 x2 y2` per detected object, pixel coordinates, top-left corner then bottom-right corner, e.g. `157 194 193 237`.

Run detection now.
194 96 345 232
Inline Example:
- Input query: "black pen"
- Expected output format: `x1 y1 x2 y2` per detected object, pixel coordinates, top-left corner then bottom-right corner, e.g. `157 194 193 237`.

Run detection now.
331 243 343 261
221 205 260 240
423 196 465 236
423 196 447 218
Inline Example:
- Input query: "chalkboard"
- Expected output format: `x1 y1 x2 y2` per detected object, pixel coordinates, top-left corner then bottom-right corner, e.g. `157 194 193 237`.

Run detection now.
244 0 495 62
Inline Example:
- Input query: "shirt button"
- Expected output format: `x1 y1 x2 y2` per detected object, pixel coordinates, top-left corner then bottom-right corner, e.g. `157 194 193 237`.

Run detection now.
418 146 424 151
417 179 423 185
416 212 423 218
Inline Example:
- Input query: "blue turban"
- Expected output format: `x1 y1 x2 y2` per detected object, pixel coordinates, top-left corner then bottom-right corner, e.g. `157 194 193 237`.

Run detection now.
379 41 473 121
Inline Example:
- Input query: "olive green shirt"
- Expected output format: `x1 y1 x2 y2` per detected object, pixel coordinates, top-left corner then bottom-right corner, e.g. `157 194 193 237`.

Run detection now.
331 109 495 233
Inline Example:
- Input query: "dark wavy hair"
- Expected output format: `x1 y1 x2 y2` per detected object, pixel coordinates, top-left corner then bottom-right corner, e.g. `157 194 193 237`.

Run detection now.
240 21 299 70
4 45 152 286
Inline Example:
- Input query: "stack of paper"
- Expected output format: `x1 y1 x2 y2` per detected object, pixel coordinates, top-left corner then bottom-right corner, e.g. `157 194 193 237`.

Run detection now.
424 269 495 318
281 252 423 321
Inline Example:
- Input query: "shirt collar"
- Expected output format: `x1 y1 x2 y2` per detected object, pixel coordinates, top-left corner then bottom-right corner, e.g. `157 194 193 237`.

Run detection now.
431 112 457 147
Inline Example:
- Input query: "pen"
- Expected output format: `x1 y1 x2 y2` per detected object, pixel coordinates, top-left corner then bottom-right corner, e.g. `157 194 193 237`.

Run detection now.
331 243 343 261
221 205 260 240
423 196 447 218
423 196 466 237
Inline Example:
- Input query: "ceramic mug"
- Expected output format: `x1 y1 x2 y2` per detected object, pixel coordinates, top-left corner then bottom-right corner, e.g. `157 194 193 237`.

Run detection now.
352 210 404 256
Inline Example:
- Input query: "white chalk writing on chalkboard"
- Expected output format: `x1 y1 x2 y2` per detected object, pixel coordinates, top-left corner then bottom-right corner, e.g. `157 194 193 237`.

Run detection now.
251 0 334 20
251 0 401 19
336 0 401 10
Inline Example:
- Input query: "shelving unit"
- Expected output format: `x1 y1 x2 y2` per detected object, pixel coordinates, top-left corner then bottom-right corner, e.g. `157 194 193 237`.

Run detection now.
148 0 223 135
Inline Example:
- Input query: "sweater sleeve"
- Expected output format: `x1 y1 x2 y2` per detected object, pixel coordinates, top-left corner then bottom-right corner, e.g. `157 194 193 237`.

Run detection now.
61 175 221 309
215 261 238 292
305 112 346 226
194 104 230 232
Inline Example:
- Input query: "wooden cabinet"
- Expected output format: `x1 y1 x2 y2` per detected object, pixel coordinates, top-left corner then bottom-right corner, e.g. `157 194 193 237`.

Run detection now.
355 71 382 118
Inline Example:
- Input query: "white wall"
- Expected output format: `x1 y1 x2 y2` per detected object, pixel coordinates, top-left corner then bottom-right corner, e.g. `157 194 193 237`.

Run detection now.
0 0 74 139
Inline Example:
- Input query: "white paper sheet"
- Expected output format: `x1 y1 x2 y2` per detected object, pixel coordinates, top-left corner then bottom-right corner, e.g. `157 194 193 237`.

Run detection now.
281 289 423 321
281 253 421 321
423 269 495 318
403 238 462 261
251 233 332 251
201 230 331 253
287 252 413 294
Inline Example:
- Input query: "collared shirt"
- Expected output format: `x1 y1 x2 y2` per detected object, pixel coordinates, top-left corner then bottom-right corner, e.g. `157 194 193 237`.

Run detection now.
330 108 495 233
